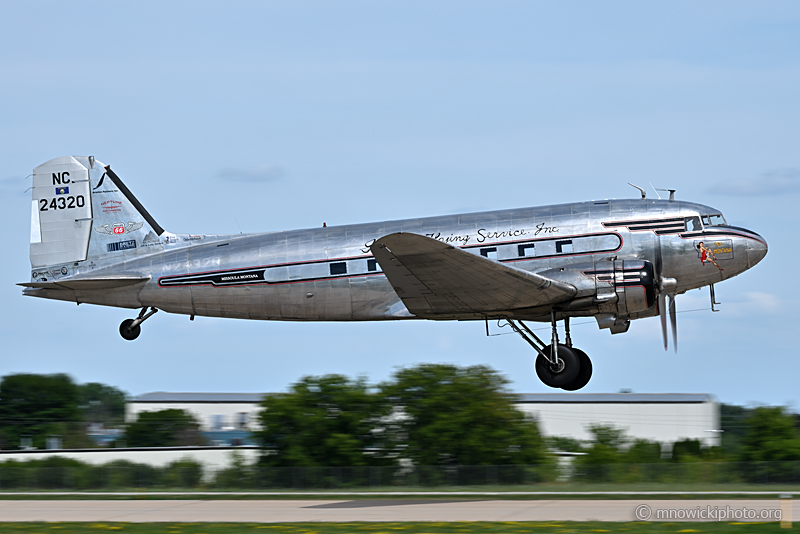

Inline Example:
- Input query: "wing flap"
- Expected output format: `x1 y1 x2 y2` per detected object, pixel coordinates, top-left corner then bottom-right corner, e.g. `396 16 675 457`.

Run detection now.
370 233 576 316
18 274 150 290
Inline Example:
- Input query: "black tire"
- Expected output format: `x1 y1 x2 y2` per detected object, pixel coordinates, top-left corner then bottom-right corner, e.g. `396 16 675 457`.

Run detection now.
561 348 592 391
535 344 580 388
119 319 141 341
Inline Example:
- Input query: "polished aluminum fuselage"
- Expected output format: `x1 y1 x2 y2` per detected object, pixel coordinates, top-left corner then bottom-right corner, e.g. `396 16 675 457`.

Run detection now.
27 198 767 323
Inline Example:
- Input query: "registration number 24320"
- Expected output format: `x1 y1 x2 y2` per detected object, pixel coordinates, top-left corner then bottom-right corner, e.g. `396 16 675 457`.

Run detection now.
39 196 85 211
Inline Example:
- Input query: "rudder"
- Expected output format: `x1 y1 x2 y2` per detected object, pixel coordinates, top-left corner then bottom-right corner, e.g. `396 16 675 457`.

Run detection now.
29 156 167 280
30 156 93 267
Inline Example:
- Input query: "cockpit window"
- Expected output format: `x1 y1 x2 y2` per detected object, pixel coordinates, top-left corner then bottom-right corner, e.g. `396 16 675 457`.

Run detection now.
684 216 702 232
702 214 727 226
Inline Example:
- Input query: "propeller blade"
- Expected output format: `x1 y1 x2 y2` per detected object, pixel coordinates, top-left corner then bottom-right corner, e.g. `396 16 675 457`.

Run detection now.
658 292 668 351
668 294 677 353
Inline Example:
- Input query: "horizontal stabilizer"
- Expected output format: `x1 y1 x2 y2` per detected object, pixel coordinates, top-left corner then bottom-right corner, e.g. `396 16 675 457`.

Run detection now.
18 274 150 290
370 232 576 317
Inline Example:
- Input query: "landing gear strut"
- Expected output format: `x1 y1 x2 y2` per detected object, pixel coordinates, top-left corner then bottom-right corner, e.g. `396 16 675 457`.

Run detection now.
119 307 158 341
505 314 593 391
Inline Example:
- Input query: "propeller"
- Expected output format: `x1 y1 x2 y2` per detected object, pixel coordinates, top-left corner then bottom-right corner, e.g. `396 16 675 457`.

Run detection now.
653 234 679 352
658 277 678 352
668 294 677 351
658 292 668 351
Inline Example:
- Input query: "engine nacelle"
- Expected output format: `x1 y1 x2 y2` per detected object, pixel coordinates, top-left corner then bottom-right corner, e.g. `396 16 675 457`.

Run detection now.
540 260 657 333
594 260 657 316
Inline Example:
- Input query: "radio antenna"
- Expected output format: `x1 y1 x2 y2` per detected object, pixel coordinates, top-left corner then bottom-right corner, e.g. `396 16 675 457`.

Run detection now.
649 182 661 199
656 188 676 201
627 183 646 200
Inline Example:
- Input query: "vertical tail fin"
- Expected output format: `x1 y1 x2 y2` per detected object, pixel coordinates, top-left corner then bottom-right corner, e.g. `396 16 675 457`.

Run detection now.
30 156 93 268
30 156 166 277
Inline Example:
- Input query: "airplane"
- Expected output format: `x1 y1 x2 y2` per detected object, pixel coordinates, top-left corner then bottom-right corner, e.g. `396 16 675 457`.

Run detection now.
20 156 768 391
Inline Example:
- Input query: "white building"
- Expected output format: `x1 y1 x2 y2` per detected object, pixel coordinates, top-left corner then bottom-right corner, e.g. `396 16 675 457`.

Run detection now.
128 391 720 448
0 391 718 468
516 393 720 448
126 392 264 432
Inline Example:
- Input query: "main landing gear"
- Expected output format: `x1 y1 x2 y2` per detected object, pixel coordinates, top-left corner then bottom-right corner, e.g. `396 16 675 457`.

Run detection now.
119 307 159 341
505 314 593 391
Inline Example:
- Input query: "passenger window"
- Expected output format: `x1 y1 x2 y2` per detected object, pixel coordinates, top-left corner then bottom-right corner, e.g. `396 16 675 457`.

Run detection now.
330 262 347 275
480 247 498 260
367 259 380 272
556 240 573 254
518 243 536 257
685 216 702 232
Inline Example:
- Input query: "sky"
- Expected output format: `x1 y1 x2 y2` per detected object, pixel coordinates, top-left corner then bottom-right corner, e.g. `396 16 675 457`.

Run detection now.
0 1 798 407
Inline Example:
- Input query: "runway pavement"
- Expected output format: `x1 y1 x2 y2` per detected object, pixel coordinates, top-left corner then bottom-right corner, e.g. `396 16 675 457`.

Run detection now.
0 499 793 522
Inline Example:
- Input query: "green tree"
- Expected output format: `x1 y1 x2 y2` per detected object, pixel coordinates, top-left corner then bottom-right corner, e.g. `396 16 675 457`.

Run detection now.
672 438 702 461
546 436 583 453
125 409 205 447
616 438 665 483
720 403 749 458
625 439 663 464
0 373 88 449
573 425 626 482
257 375 388 468
214 450 255 489
78 382 127 427
380 364 548 466
738 406 800 483
578 425 626 462
740 406 800 463
161 457 204 487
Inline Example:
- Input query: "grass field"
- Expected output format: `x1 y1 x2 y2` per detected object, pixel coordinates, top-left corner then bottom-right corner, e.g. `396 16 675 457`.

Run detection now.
0 522 790 533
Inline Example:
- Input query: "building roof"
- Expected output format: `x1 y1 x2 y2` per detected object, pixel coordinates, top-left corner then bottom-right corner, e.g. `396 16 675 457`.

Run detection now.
516 393 714 404
131 392 265 403
131 392 714 404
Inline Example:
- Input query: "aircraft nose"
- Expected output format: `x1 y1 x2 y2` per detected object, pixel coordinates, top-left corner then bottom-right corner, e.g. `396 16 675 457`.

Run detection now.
746 232 768 267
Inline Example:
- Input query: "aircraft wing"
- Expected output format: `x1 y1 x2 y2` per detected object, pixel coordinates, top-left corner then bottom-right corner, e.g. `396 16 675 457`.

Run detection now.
370 233 576 317
18 274 150 290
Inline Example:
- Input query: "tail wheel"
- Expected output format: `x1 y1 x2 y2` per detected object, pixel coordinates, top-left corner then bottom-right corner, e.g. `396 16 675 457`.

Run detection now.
560 348 593 391
119 319 141 341
535 344 580 388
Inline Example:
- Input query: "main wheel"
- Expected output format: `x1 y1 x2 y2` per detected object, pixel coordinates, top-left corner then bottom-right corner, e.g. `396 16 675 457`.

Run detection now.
119 319 141 341
535 344 580 388
560 348 593 391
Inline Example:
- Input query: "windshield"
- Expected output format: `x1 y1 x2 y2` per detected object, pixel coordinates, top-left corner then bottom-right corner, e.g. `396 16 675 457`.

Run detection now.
702 213 727 226
685 216 702 232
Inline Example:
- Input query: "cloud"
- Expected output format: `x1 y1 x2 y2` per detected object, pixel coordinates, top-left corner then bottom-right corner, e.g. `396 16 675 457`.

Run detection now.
0 176 31 194
217 165 284 183
708 168 800 196
727 291 784 316
741 292 783 313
